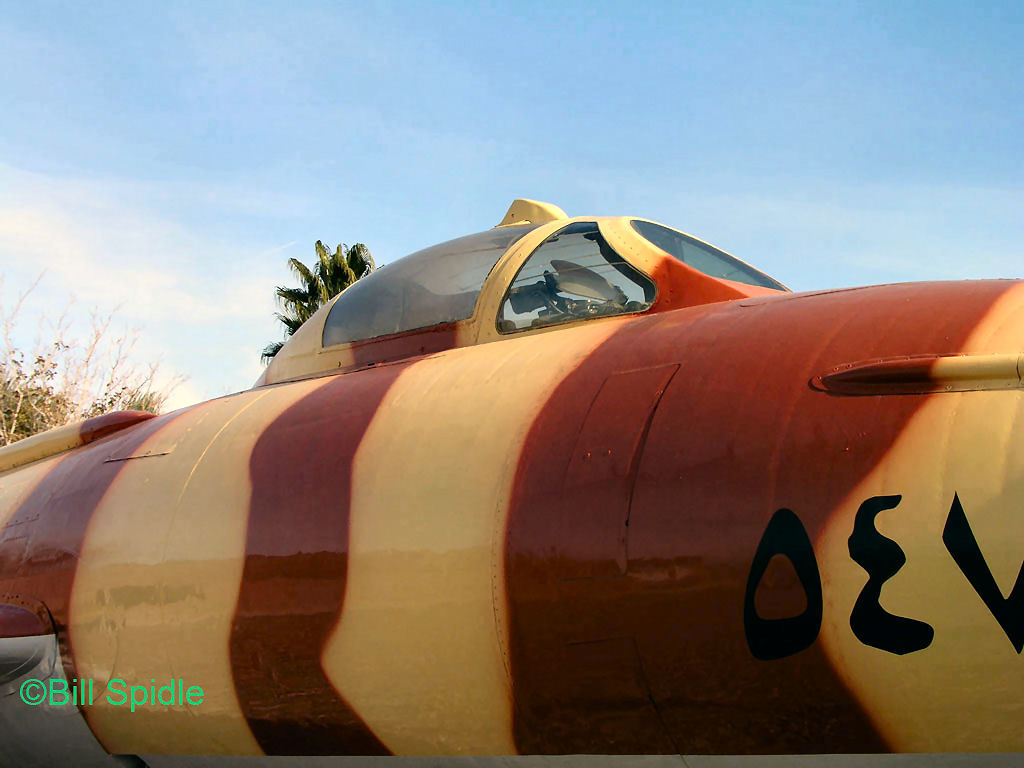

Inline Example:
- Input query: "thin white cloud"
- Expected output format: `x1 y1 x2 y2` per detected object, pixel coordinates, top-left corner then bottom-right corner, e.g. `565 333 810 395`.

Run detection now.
255 240 298 259
0 164 295 405
0 167 288 320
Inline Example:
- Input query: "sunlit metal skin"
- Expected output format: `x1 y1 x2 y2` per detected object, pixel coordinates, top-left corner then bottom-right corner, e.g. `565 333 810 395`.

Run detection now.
0 199 1021 766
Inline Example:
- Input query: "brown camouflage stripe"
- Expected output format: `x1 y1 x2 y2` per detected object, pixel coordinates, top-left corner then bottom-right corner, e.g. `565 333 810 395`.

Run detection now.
320 321 622 755
504 279 1017 754
230 365 406 756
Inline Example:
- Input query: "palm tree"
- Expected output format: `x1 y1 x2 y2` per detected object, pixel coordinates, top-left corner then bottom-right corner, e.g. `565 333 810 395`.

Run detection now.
261 241 375 363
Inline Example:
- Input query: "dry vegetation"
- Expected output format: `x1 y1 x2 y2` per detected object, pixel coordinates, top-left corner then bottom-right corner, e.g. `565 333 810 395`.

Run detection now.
0 275 182 445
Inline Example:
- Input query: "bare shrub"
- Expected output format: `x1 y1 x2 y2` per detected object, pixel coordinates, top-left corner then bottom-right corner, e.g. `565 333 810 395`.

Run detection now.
0 274 184 445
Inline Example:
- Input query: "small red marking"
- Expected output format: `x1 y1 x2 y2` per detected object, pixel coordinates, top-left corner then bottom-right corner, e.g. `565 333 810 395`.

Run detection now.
80 410 157 444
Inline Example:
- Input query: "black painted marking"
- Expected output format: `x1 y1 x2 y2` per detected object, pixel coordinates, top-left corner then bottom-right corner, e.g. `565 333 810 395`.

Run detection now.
744 508 823 660
848 494 934 655
943 492 1024 653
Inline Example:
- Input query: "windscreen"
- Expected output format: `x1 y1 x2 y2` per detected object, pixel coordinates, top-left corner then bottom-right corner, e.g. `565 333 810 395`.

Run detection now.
632 220 788 291
498 222 656 332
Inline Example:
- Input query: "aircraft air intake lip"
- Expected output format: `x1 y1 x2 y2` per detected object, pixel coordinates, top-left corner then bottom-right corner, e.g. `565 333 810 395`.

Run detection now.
0 603 50 639
811 353 1024 396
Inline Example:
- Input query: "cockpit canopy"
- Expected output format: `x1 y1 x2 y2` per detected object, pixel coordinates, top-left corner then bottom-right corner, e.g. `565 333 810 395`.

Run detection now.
258 199 787 387
322 225 539 347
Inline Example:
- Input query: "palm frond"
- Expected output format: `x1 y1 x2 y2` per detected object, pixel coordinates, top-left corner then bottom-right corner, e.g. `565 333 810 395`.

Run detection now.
347 243 375 278
273 312 306 335
274 286 311 306
263 239 374 364
261 340 285 363
286 258 319 293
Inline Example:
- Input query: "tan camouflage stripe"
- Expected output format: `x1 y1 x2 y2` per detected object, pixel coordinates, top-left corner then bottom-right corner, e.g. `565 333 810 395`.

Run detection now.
321 320 622 755
0 411 181 695
69 381 330 755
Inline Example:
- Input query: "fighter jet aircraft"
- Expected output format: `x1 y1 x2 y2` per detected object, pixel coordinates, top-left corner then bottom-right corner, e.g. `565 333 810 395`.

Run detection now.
0 199 1022 767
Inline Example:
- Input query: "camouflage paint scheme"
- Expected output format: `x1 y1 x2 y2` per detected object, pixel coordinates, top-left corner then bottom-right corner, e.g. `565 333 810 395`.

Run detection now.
0 200 1022 764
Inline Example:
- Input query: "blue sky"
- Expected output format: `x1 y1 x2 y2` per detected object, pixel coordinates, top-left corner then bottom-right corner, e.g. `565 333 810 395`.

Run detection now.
1 1 1022 407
